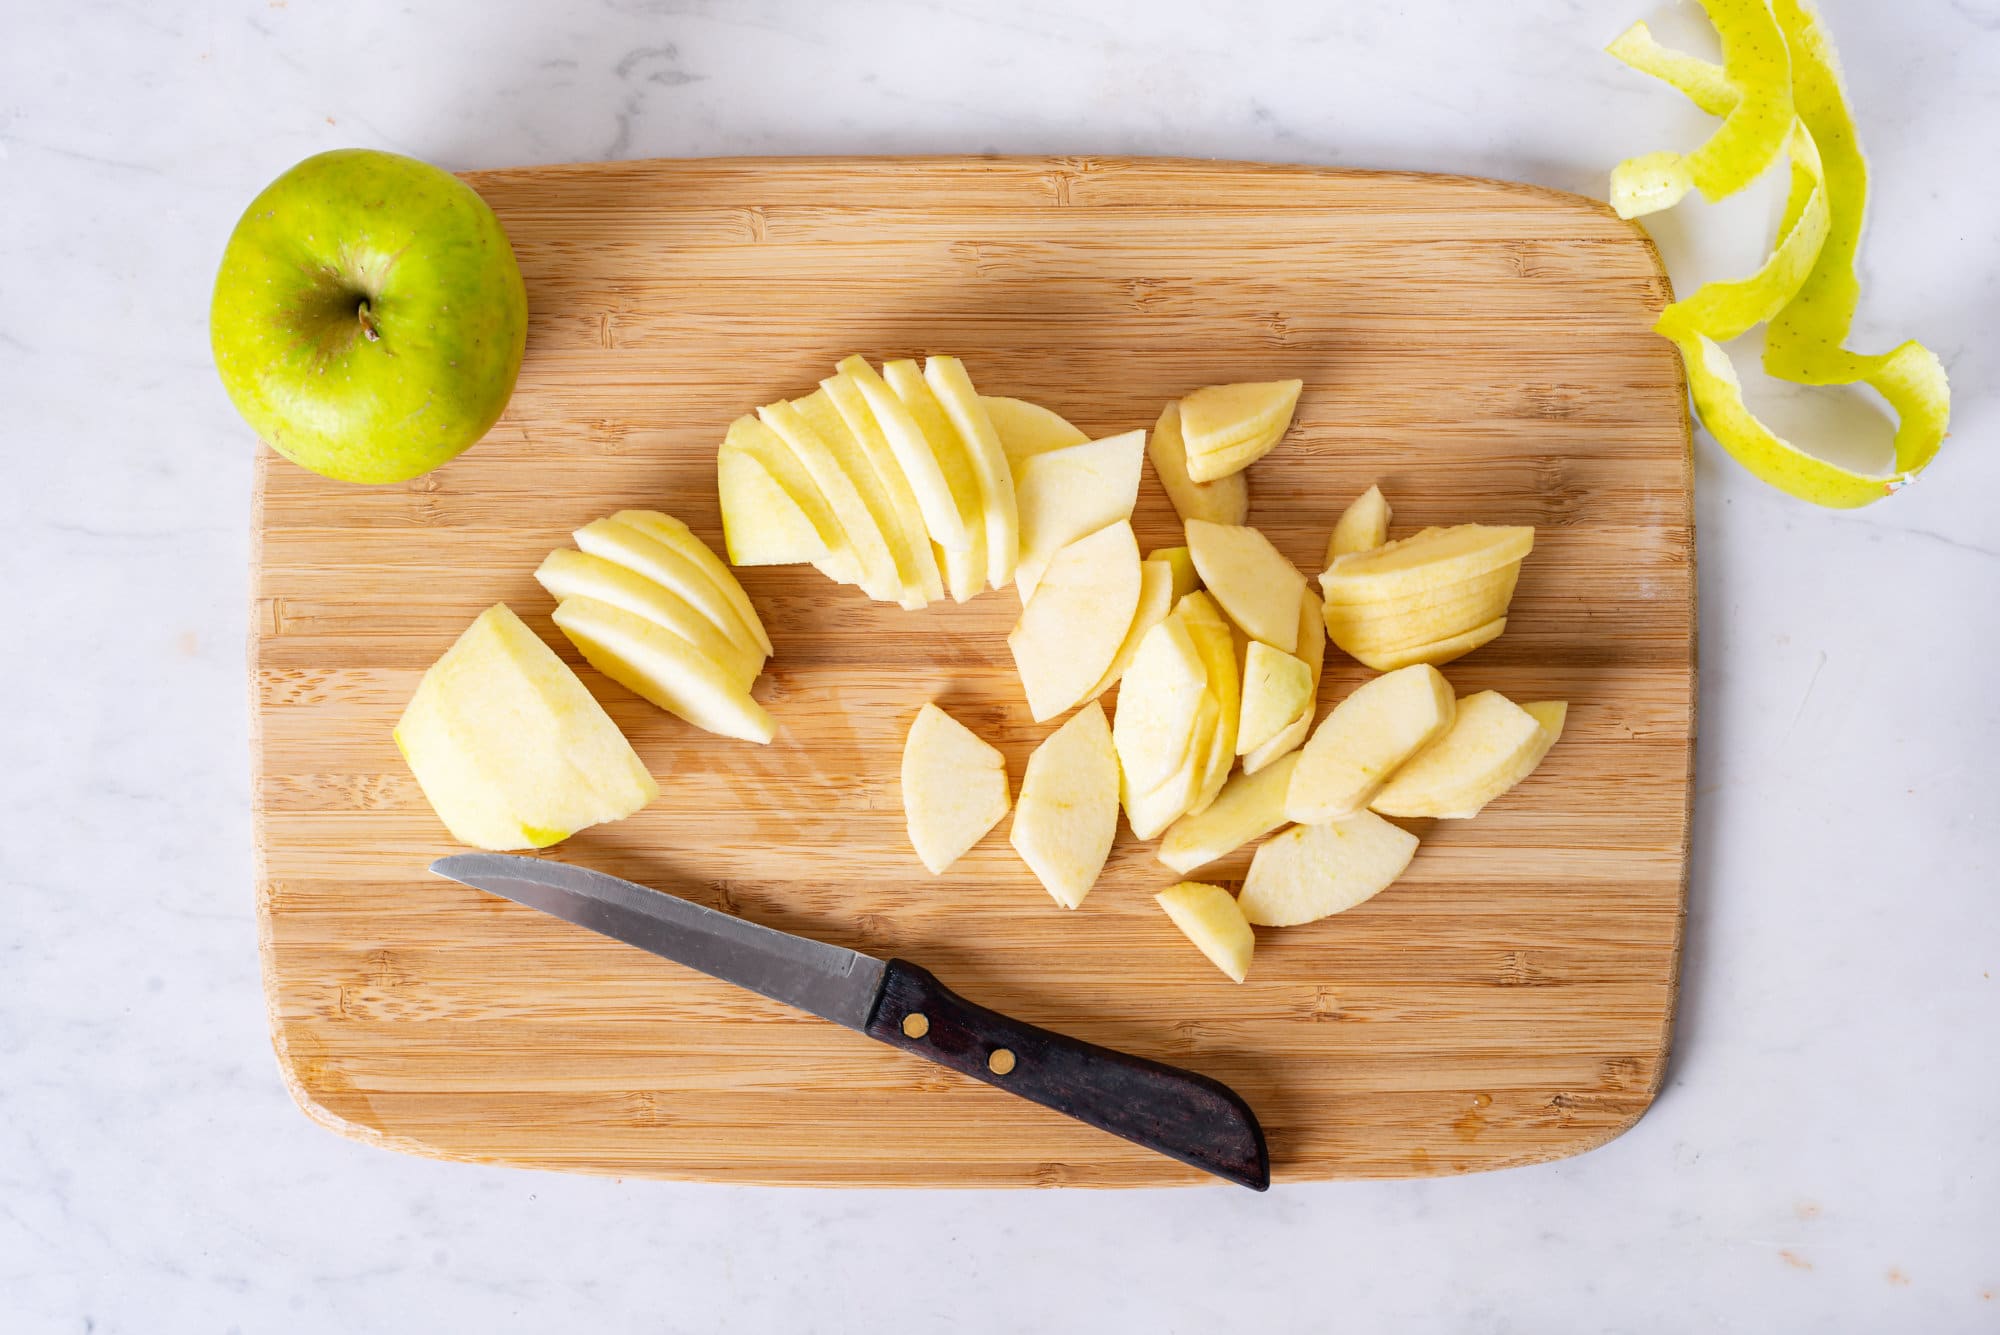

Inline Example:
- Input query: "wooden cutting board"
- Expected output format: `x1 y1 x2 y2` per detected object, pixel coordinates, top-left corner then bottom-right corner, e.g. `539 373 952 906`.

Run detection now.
253 156 1693 1187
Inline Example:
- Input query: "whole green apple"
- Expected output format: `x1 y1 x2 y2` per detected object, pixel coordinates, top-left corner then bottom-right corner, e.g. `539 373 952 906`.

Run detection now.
210 149 528 484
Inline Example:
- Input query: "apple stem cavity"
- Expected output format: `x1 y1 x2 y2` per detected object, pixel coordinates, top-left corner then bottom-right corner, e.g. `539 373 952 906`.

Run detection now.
356 298 382 342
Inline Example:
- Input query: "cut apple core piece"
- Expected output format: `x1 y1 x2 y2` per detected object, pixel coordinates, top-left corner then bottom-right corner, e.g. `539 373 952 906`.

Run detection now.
902 703 1012 874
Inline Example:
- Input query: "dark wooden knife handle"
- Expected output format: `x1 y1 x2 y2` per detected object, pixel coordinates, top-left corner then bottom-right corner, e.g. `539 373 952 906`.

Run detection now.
864 958 1269 1190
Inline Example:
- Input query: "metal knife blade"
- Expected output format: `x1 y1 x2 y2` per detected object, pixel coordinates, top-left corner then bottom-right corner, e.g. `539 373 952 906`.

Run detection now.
430 853 886 1030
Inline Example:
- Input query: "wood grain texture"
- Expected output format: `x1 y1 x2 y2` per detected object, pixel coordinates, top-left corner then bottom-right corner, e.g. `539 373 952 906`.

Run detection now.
252 156 1694 1187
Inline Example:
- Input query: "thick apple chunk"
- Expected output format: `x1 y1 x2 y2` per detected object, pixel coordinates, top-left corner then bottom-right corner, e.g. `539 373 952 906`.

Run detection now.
1325 483 1390 564
1159 752 1300 875
1370 691 1566 819
1147 401 1248 526
985 395 1087 462
902 703 1012 874
1185 520 1307 652
1009 702 1119 909
1242 589 1325 774
1007 521 1142 722
1179 379 1302 482
1238 812 1419 927
1154 882 1255 983
1286 664 1456 824
553 597 775 744
1012 430 1144 599
1237 642 1313 756
395 604 657 850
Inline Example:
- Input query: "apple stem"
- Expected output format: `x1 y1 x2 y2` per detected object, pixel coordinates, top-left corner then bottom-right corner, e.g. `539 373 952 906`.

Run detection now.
357 300 381 342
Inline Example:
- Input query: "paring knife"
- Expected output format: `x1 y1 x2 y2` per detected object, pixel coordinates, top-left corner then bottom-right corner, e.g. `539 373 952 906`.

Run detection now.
431 853 1269 1190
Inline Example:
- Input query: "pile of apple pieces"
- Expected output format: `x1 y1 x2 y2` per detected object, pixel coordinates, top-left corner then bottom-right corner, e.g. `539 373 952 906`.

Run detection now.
395 511 777 851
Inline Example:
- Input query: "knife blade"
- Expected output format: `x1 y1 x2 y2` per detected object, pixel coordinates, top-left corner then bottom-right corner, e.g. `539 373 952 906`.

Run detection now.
431 853 1269 1190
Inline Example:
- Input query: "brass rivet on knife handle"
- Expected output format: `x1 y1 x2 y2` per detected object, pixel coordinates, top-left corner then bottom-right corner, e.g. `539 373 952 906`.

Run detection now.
987 1048 1016 1076
901 1012 930 1039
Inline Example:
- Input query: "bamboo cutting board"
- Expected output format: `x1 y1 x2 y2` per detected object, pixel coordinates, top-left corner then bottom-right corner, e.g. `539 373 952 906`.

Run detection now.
253 156 1694 1186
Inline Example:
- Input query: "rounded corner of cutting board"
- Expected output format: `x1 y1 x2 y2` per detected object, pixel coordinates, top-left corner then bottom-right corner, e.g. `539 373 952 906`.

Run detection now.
252 155 1695 1187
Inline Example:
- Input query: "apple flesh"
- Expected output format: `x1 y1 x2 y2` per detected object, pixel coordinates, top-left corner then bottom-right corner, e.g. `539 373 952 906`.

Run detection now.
1159 752 1300 875
719 415 851 578
1009 702 1119 908
1083 557 1176 701
1370 691 1566 818
1012 430 1145 599
925 356 1021 588
211 149 527 484
1148 545 1202 601
1236 641 1313 756
1111 611 1209 797
1326 484 1391 564
1175 592 1241 815
902 703 1012 874
1238 811 1419 927
716 440 829 567
1242 588 1325 774
797 385 940 607
1147 401 1249 526
1007 520 1142 721
1285 664 1455 823
1179 379 1302 482
1154 882 1255 983
554 597 775 744
394 604 656 849
1185 520 1307 653
985 395 1088 462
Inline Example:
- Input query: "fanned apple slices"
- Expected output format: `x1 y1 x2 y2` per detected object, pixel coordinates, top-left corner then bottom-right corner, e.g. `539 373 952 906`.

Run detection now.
538 510 776 744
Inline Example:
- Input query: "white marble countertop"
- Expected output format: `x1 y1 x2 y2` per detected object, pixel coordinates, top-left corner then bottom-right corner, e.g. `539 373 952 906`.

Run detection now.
5 1 1996 1330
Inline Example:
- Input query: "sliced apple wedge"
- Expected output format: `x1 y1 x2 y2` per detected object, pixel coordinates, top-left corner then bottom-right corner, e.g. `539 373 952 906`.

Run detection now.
784 390 931 609
1370 691 1565 819
716 441 829 568
1238 811 1419 927
611 510 774 659
535 549 762 690
1007 520 1142 722
1012 430 1145 599
1285 664 1455 824
881 358 989 601
756 399 903 603
1319 524 1534 601
1123 693 1218 840
719 415 852 578
553 596 775 744
1109 610 1208 796
1159 752 1300 875
1176 591 1240 814
1184 519 1307 653
1147 400 1248 526
1347 616 1508 672
1326 483 1391 564
1237 642 1313 756
837 355 971 553
1180 379 1302 482
925 356 1019 589
1154 882 1254 983
819 373 946 604
1243 588 1326 773
573 516 765 659
1149 544 1201 601
1009 701 1119 909
395 604 657 851
985 395 1087 462
1321 564 1521 642
1082 557 1174 701
902 702 1012 874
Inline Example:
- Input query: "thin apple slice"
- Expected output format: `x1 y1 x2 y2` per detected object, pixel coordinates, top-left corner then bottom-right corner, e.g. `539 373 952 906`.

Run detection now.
1148 544 1201 601
1243 588 1326 773
553 596 775 744
715 444 828 568
1007 520 1142 722
535 549 762 690
1123 694 1217 840
1370 691 1565 819
1147 400 1249 526
901 702 1012 874
720 415 854 581
819 374 947 604
1321 563 1521 640
924 356 1019 589
756 399 903 602
610 510 774 658
1111 611 1208 796
1286 664 1455 824
1175 591 1240 814
881 358 988 600
1236 642 1313 757
985 395 1087 462
836 355 971 552
1319 524 1534 602
1180 379 1302 481
1347 616 1507 672
784 390 930 609
1326 484 1391 565
1184 519 1306 653
1083 557 1175 702
395 605 657 850
1012 430 1145 599
573 516 765 658
1154 882 1255 983
1009 701 1119 909
1159 752 1300 875
1238 811 1419 927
